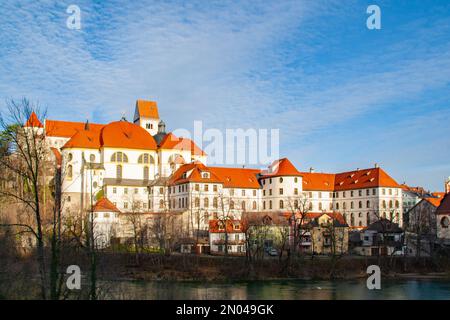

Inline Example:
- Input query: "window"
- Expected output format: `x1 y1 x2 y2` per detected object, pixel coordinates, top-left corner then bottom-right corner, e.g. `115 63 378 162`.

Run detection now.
366 189 370 196
143 166 149 180
116 165 122 179
279 177 283 183
93 182 98 188
205 184 209 192
230 201 235 210
241 201 246 210
252 201 257 210
104 212 110 218
195 184 199 191
319 202 322 211
440 216 449 228
124 202 128 209
279 188 283 195
138 153 155 164
134 188 138 194
294 188 298 195
89 154 95 162
113 187 117 194
269 201 272 210
230 189 235 196
351 202 354 209
279 200 284 209
204 198 209 208
195 198 200 208
382 200 386 209
309 202 313 210
124 187 128 194
67 165 73 179
242 189 245 196
294 177 298 183
202 172 210 179
367 200 370 208
389 200 393 209
159 199 164 209
67 153 73 161
263 201 266 210
395 200 399 209
294 200 299 209
372 189 376 195
359 190 362 197
359 201 362 209
269 189 272 196
253 190 256 196
111 152 128 163
213 197 218 208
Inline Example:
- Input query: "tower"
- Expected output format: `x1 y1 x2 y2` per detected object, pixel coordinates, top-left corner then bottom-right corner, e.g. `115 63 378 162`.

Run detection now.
133 99 160 135
446 177 450 193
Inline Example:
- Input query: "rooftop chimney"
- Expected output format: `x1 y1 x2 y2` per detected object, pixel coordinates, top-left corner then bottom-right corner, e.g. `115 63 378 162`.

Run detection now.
84 120 90 131
309 167 315 173
374 163 379 168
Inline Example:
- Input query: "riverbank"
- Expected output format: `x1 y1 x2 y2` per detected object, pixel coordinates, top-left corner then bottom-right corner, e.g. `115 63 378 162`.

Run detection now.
91 252 450 282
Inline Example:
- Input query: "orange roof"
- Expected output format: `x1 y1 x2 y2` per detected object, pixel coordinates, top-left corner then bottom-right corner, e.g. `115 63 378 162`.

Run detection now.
261 158 303 178
45 120 104 138
424 192 446 207
168 162 223 185
301 172 335 191
24 112 44 128
208 167 262 189
334 167 400 190
93 197 120 212
136 100 159 119
300 167 400 191
436 193 450 215
50 147 62 166
159 133 206 156
100 121 157 150
62 129 101 149
209 219 243 233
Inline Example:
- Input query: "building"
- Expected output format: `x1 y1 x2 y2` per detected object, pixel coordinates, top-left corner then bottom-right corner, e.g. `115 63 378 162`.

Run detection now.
351 219 404 256
400 184 434 214
209 219 246 255
23 99 406 248
299 212 349 255
436 192 450 246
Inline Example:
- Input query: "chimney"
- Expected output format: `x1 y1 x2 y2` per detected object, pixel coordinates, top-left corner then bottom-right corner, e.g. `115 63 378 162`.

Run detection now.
309 167 315 173
84 120 90 131
374 163 379 168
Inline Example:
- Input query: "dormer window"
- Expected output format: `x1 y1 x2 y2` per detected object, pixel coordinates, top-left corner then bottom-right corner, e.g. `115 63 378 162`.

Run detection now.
146 123 153 129
182 173 187 179
202 172 210 179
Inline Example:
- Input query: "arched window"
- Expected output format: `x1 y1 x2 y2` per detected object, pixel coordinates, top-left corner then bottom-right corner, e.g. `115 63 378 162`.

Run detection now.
89 154 95 162
343 202 347 210
329 203 333 210
143 166 149 180
67 165 73 179
309 202 313 210
241 201 246 210
336 203 339 210
195 198 200 208
204 198 209 208
138 153 155 164
263 201 266 210
367 200 370 208
279 200 284 209
395 200 399 209
351 202 354 209
389 200 393 209
382 200 386 209
279 177 283 183
319 202 323 211
67 153 73 161
116 165 122 179
159 199 164 209
440 216 449 228
252 201 257 210
359 201 362 209
350 213 355 226
111 152 128 163
367 212 371 225
213 197 218 208
230 200 235 210
269 201 272 210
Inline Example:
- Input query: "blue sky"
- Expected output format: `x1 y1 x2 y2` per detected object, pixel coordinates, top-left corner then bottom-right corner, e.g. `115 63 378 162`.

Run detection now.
0 0 449 191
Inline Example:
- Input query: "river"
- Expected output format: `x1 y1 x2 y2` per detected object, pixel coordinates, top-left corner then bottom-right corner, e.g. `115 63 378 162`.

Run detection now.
99 278 450 300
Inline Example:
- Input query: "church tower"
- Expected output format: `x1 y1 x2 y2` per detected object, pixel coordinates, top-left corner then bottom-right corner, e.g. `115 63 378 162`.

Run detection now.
133 100 160 136
446 177 450 193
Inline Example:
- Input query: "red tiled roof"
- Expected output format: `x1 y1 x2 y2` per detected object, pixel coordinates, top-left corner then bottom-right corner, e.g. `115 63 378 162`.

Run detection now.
45 119 104 138
334 167 400 190
208 167 261 189
261 158 302 177
168 162 223 185
136 100 159 119
24 112 44 128
424 193 445 207
301 172 335 191
159 133 206 156
209 219 243 233
93 197 120 212
62 129 101 149
100 121 157 150
50 147 62 166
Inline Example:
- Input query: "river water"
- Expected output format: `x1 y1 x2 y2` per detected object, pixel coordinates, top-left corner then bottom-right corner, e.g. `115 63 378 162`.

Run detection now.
99 278 450 300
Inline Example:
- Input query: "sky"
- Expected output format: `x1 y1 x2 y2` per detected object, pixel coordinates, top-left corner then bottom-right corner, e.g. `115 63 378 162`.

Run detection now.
0 0 449 191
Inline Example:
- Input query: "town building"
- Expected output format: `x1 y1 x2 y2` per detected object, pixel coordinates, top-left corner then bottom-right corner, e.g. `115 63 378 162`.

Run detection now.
209 219 246 255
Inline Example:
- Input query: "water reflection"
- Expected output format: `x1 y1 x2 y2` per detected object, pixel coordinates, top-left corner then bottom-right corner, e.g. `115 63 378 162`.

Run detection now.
99 279 450 300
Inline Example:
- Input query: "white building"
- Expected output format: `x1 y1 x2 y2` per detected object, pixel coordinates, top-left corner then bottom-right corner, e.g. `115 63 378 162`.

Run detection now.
24 99 406 247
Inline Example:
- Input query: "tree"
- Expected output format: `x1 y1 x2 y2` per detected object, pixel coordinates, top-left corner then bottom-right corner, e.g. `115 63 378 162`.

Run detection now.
0 98 61 299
